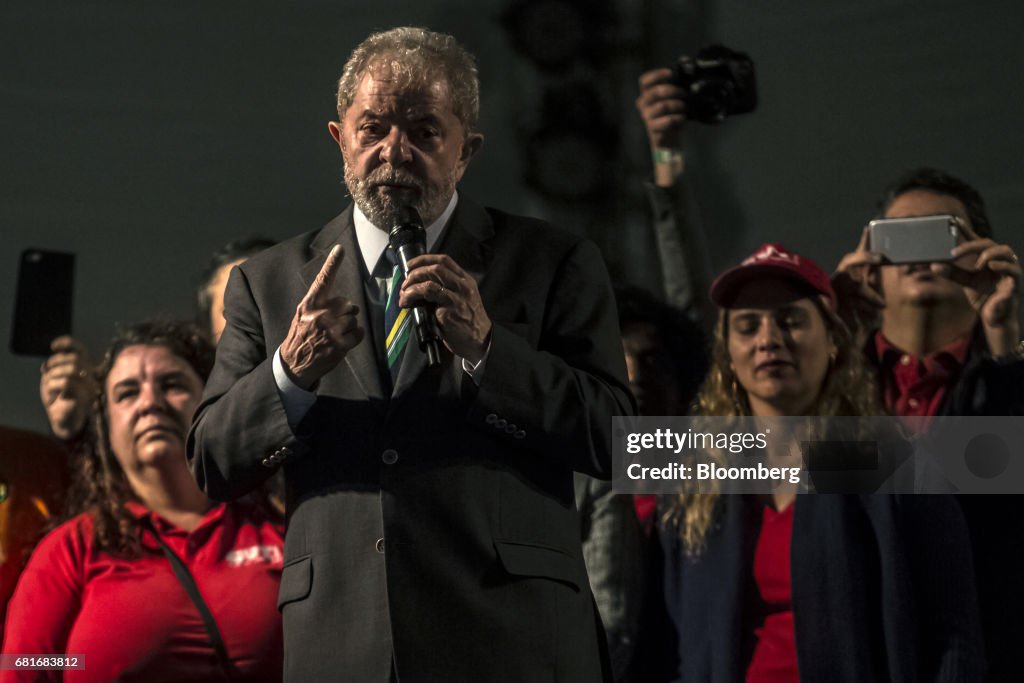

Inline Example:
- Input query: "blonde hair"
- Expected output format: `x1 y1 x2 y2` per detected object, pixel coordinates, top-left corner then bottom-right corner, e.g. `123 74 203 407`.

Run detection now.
664 296 885 554
336 27 480 131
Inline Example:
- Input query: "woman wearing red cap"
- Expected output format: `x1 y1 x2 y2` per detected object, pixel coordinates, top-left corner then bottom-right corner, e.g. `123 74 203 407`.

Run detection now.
654 244 984 682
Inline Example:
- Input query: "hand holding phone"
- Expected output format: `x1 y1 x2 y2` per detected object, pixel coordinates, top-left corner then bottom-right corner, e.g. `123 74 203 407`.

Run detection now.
39 336 96 441
938 221 1022 354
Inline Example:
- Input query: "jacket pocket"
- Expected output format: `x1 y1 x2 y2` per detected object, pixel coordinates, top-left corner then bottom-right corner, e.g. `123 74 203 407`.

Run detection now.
494 540 581 592
277 555 312 610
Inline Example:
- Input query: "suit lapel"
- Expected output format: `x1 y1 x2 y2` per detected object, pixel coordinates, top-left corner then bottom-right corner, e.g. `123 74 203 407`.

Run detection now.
300 206 385 406
389 196 495 405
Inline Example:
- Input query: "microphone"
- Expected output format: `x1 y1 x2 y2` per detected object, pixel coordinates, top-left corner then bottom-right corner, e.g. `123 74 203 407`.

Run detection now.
388 206 442 367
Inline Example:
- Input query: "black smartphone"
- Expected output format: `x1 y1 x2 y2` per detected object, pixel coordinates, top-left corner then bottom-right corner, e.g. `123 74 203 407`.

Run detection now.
867 214 960 264
10 249 76 356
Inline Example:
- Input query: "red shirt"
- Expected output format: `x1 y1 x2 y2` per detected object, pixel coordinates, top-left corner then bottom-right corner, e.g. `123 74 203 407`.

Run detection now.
633 495 658 537
1 502 284 682
746 503 798 683
874 332 970 419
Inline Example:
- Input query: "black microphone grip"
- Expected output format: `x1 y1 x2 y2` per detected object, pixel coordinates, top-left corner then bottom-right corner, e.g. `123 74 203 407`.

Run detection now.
388 207 443 367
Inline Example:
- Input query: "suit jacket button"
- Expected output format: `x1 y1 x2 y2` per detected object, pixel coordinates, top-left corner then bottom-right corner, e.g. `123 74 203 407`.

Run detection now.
505 423 517 434
382 449 399 465
485 413 498 424
261 457 273 467
495 418 507 429
279 446 293 457
375 538 386 554
514 430 526 440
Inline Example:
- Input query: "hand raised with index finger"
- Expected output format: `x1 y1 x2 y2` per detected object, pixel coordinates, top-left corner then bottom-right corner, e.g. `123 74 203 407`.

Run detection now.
280 245 365 390
302 243 345 308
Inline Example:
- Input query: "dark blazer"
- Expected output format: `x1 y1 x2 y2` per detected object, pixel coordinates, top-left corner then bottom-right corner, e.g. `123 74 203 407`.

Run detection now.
867 330 1024 682
657 494 985 683
187 197 633 682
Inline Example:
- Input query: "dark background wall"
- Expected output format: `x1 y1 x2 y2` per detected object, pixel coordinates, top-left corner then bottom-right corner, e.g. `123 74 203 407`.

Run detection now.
3 1 1023 433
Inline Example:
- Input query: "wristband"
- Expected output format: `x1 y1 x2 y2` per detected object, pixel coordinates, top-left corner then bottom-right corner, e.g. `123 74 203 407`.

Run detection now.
652 147 684 166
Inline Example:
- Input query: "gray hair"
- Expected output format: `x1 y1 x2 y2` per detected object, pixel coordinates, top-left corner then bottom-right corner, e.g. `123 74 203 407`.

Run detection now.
336 27 480 131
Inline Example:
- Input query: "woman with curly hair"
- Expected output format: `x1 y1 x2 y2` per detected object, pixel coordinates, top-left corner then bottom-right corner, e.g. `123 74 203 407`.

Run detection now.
656 244 984 682
2 320 284 682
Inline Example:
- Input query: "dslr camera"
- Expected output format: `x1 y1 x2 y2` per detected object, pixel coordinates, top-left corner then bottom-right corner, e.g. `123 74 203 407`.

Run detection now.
669 45 757 124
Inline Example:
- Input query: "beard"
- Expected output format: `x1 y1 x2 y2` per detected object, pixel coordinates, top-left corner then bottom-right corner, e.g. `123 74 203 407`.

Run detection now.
343 160 456 231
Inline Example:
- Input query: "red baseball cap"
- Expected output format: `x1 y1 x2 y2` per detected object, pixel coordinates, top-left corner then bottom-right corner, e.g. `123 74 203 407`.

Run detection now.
710 243 837 309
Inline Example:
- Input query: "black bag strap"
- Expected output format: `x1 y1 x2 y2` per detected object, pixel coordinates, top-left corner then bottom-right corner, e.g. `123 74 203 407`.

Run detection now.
142 519 233 681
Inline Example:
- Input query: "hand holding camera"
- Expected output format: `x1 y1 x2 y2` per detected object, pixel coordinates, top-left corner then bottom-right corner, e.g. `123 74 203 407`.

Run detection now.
636 45 757 187
636 68 688 150
636 68 688 187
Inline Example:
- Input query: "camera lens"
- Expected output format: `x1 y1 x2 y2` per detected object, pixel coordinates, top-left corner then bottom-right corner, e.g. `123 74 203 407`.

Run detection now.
692 81 733 122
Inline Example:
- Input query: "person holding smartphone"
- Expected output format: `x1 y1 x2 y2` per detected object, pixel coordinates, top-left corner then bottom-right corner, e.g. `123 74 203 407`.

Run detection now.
833 167 1024 681
835 168 1021 385
4 321 285 682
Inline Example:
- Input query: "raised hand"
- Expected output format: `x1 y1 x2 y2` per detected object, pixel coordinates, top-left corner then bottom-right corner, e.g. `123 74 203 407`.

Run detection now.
834 226 885 299
399 254 491 364
39 335 96 440
636 67 688 150
832 226 886 344
933 221 1021 356
280 245 364 389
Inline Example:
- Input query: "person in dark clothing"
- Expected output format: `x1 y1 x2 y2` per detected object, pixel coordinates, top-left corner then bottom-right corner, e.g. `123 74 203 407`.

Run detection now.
835 167 1024 681
188 27 631 682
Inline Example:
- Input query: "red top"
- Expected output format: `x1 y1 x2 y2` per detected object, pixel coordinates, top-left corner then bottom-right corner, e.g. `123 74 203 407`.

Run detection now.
1 502 284 682
633 495 658 537
874 332 970 420
746 503 798 683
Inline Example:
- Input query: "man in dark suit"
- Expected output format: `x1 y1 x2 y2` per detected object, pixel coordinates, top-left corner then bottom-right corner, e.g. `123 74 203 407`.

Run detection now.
187 27 632 682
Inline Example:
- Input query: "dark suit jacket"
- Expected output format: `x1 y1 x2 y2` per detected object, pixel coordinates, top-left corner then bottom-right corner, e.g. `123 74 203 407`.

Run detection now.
657 494 985 683
187 198 633 682
867 330 1024 682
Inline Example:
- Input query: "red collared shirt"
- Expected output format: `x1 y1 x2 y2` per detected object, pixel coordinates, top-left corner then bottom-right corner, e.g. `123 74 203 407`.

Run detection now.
1 502 284 682
874 332 971 419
